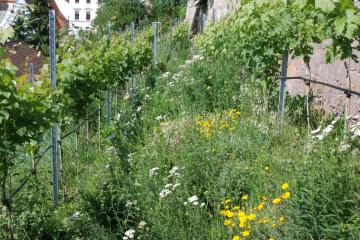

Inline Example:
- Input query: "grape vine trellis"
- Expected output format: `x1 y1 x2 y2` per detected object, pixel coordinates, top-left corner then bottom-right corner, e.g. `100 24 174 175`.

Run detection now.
0 8 187 236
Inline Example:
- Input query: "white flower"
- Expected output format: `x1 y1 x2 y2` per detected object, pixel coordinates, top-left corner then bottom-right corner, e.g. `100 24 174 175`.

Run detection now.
354 130 360 137
159 189 172 198
149 167 159 177
193 201 199 206
155 115 164 121
322 125 334 134
340 143 351 152
172 183 181 190
136 106 142 112
310 128 321 134
105 164 111 169
124 229 135 239
188 195 198 203
138 221 147 229
200 202 206 208
183 201 188 206
69 211 80 220
164 183 173 189
169 166 179 175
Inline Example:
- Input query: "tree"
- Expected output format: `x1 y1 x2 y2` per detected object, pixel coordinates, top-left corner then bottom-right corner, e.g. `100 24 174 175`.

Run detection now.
12 0 50 55
93 0 145 30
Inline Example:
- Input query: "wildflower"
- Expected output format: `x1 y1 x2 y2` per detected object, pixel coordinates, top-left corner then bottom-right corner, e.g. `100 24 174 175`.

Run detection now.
172 183 181 190
262 196 268 201
241 195 248 201
247 213 256 221
310 128 321 134
124 229 135 239
226 210 234 218
69 211 80 220
149 167 159 177
272 198 281 205
169 166 180 175
233 236 240 240
188 195 198 203
257 203 264 210
241 230 250 237
233 206 240 211
137 221 147 229
200 202 206 208
281 192 291 199
281 183 289 190
164 183 173 189
224 199 232 205
265 166 270 171
159 189 172 198
224 219 232 225
279 216 285 223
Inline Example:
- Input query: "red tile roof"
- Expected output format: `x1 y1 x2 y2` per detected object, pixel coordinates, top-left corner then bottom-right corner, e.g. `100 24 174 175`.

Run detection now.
3 41 44 78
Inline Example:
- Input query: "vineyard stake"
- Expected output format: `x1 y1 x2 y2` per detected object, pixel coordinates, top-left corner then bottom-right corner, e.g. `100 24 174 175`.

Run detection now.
131 22 136 99
28 63 34 85
106 89 112 123
278 51 288 127
153 22 157 65
49 9 59 208
169 19 173 61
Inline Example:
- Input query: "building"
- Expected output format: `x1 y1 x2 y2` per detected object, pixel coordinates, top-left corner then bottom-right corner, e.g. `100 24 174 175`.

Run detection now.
3 41 44 79
0 0 26 29
52 0 101 32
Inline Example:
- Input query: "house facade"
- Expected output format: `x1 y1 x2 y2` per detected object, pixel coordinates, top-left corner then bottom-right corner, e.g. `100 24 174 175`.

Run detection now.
53 0 101 32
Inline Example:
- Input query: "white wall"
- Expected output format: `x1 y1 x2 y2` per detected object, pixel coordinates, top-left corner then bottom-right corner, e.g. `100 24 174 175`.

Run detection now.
55 0 100 32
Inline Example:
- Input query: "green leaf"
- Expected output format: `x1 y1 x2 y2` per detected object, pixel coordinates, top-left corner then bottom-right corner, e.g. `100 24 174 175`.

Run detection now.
315 0 336 13
334 17 346 36
325 47 334 63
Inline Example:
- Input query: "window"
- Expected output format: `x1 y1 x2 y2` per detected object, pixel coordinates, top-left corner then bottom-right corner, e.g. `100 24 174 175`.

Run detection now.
87 0 91 3
86 11 91 21
75 10 79 20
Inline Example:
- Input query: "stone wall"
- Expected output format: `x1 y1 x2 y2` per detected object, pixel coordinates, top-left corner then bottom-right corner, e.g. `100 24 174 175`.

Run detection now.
185 0 360 116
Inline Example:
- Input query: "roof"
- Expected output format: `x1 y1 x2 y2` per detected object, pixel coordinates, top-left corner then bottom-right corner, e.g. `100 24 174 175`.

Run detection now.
3 41 44 78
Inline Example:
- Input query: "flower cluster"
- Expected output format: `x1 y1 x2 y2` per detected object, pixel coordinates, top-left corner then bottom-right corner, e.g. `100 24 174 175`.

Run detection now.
195 109 241 137
311 117 339 141
157 166 182 199
220 183 291 240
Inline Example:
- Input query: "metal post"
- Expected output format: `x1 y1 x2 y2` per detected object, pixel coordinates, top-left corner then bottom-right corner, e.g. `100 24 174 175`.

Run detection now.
106 89 112 123
130 22 136 99
153 22 157 65
106 22 112 122
131 22 135 43
212 9 216 23
169 19 173 60
202 13 206 33
28 63 34 84
49 9 58 208
278 52 289 127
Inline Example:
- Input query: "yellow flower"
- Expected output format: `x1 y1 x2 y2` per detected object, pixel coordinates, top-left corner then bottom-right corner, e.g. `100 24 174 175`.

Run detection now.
241 195 248 201
279 216 285 223
247 213 256 221
226 210 234 218
262 196 268 201
257 203 265 210
281 182 289 190
241 230 251 237
236 111 241 115
281 191 291 199
224 219 232 225
268 238 275 240
233 236 240 240
233 206 240 211
265 166 270 171
272 198 281 205
224 199 232 205
219 210 227 216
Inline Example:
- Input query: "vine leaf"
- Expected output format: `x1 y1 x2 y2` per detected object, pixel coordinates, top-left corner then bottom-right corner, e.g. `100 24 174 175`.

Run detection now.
315 0 337 13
